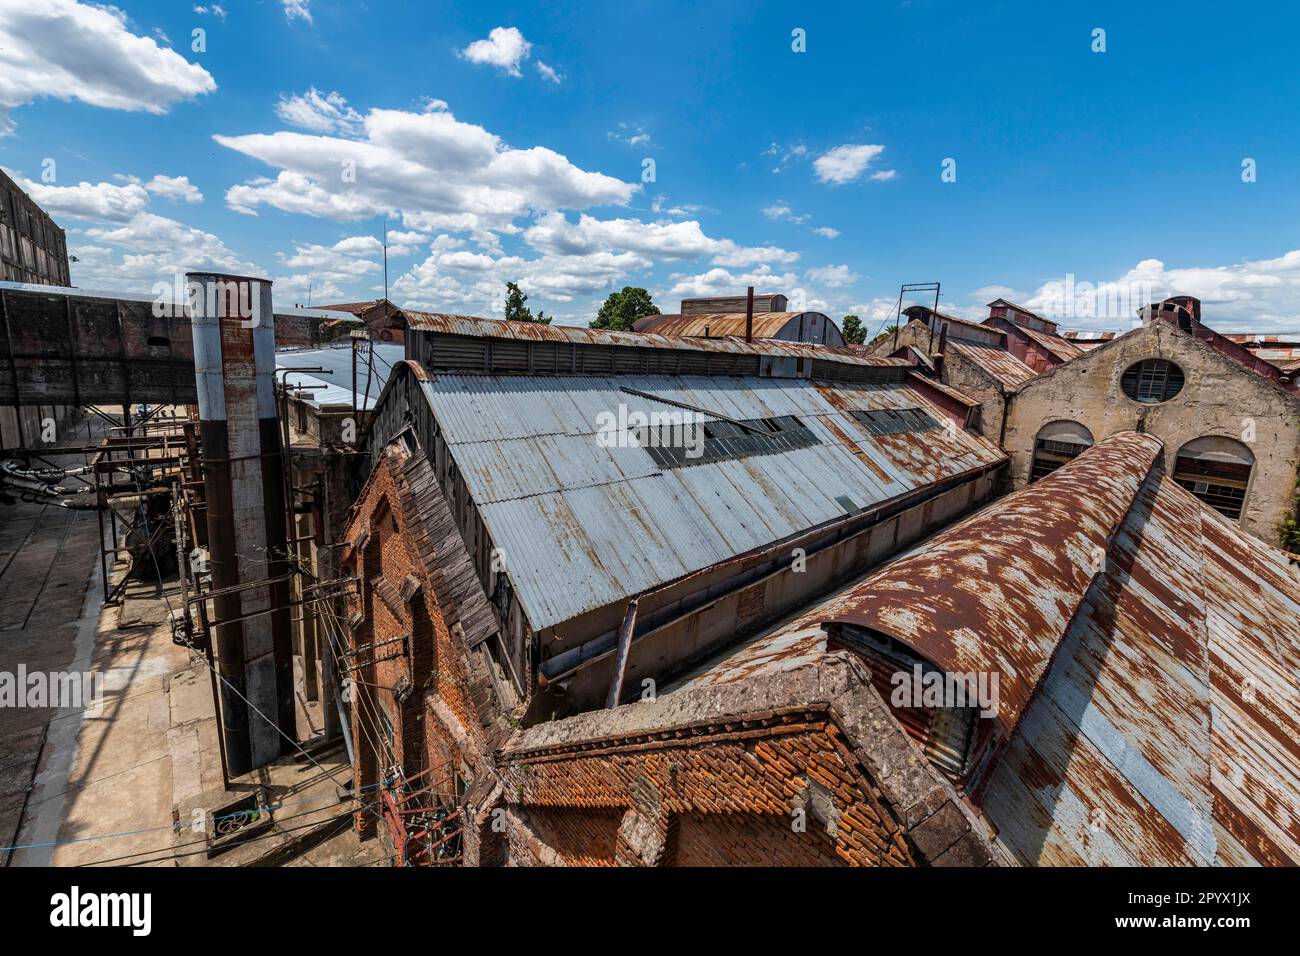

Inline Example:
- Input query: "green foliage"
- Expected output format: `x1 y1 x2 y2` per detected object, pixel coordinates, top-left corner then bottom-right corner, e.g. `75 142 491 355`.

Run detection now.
504 281 551 324
592 286 660 331
868 324 899 347
841 314 866 345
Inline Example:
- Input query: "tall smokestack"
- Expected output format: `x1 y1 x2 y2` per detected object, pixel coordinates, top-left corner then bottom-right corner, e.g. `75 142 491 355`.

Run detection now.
745 286 754 344
190 272 294 775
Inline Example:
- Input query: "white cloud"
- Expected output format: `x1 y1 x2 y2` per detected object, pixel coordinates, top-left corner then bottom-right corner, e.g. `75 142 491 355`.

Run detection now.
8 173 150 222
282 0 312 24
145 174 203 204
608 123 651 147
460 26 531 77
275 89 363 135
870 169 897 182
806 264 859 288
0 0 216 134
215 105 638 234
1012 252 1300 333
762 203 808 225
194 5 227 20
72 212 262 291
813 144 888 185
536 61 562 84
812 226 840 238
523 212 797 268
668 265 801 299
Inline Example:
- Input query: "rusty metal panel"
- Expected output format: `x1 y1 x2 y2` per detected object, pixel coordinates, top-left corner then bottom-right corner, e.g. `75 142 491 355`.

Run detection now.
811 431 1162 736
948 341 1040 391
402 310 898 370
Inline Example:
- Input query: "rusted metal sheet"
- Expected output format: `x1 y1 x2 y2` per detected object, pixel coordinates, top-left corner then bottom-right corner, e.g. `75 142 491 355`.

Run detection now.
1009 321 1084 362
402 310 897 369
809 432 1162 737
765 429 1299 866
415 371 1006 631
631 311 844 346
948 341 1039 391
667 624 829 692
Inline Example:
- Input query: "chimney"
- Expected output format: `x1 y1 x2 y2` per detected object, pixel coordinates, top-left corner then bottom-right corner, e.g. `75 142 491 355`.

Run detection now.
190 271 295 775
745 286 754 344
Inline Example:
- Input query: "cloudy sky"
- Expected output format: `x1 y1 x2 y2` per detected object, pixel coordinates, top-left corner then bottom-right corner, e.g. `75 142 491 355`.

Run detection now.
2 0 1299 332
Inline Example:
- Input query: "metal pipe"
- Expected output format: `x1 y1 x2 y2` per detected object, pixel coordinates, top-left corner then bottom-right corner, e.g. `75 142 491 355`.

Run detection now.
605 599 639 708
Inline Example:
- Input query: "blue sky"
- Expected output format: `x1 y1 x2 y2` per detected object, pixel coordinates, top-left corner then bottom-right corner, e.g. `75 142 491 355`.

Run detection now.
3 0 1300 331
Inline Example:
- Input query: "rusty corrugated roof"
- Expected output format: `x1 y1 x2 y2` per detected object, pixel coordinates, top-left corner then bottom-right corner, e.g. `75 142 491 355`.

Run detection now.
948 341 1040 390
734 431 1300 865
632 312 829 339
404 311 887 368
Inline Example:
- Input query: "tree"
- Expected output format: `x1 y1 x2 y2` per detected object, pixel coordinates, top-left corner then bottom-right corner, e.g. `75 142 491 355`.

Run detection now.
868 324 899 347
841 314 866 345
504 281 550 324
592 286 660 331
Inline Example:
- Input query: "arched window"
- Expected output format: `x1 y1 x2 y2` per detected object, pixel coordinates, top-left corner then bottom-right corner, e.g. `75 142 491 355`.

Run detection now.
1030 420 1095 481
1173 436 1255 520
1121 359 1185 403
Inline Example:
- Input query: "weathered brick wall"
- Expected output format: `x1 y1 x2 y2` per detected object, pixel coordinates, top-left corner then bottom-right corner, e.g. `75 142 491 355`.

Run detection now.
344 442 503 858
498 716 915 867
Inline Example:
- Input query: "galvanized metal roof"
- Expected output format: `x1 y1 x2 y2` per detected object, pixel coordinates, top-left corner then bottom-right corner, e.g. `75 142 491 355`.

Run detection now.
948 341 1040 391
417 372 1006 631
276 342 404 410
749 431 1300 866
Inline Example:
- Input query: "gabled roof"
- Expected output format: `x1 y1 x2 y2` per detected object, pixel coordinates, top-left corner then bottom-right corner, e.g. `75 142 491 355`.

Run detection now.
408 369 1006 631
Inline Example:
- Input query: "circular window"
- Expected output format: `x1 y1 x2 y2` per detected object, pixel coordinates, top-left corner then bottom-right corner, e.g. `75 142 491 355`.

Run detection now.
1120 359 1184 403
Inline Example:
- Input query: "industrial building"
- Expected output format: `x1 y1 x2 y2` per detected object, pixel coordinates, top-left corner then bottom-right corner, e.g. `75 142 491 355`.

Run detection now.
4 262 1298 869
0 173 75 450
1003 297 1300 545
342 314 1005 862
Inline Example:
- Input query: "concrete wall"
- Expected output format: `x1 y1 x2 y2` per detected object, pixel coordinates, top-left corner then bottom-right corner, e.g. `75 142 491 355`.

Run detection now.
1004 322 1300 545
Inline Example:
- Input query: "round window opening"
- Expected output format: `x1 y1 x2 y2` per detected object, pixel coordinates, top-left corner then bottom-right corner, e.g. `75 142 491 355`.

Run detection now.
1120 359 1184 403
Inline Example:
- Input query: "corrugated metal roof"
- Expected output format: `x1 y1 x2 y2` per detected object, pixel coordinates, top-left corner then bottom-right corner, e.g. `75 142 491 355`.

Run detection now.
741 431 1300 866
632 312 828 339
948 341 1040 390
1008 320 1085 361
418 372 1006 631
403 311 892 368
276 342 404 410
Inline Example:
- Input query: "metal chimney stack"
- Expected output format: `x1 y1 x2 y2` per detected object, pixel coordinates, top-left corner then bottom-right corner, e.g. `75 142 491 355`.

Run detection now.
190 272 294 775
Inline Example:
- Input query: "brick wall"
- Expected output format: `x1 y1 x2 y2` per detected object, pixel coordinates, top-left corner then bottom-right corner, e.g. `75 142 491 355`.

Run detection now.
498 715 916 867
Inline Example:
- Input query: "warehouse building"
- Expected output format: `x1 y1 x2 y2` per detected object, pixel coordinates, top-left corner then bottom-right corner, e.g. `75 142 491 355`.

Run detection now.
488 431 1300 866
634 293 846 347
340 315 1006 863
